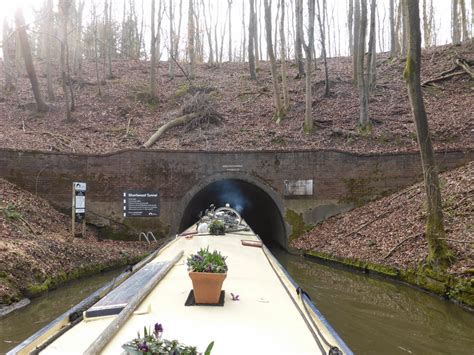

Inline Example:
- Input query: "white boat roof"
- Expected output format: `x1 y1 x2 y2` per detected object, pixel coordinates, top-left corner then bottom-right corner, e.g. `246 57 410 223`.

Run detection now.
41 228 347 355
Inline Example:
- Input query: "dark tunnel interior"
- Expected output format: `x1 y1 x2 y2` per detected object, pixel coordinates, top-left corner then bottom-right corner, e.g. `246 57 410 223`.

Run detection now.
179 179 286 247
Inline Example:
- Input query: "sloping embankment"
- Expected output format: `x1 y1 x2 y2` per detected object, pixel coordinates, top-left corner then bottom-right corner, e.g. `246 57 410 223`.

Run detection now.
0 178 155 306
291 162 473 307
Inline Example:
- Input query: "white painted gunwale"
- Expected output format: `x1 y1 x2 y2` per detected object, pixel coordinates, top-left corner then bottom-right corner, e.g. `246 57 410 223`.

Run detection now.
41 227 345 355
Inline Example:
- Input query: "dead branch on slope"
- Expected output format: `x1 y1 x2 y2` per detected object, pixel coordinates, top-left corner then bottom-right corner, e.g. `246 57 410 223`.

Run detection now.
422 58 474 87
142 93 222 148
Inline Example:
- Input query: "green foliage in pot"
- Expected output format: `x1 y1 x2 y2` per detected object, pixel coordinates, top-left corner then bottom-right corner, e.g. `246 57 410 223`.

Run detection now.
209 220 226 235
187 247 228 273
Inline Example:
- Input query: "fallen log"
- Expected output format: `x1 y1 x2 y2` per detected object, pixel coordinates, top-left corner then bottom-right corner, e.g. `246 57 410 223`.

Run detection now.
142 113 199 148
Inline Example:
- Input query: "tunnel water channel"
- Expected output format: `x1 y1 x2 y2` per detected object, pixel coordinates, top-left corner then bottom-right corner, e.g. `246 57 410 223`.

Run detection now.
2 251 473 354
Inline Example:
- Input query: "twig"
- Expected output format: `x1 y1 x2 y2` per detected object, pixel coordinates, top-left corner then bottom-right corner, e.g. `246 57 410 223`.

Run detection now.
384 233 423 259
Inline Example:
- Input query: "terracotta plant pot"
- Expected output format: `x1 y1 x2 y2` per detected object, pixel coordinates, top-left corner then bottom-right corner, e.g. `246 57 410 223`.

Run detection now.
189 272 227 304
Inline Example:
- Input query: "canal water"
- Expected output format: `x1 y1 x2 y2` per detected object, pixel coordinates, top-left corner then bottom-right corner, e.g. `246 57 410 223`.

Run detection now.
0 269 121 354
1 253 473 354
272 249 474 355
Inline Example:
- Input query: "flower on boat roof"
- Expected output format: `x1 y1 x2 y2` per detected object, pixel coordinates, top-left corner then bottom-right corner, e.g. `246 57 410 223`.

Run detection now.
187 247 228 274
122 322 214 354
154 323 163 339
138 342 149 352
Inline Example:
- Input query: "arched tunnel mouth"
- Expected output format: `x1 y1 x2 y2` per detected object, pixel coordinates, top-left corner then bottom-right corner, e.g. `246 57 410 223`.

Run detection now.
179 179 287 248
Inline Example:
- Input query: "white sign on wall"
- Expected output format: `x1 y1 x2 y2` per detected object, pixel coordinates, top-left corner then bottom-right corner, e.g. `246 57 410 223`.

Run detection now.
284 179 313 196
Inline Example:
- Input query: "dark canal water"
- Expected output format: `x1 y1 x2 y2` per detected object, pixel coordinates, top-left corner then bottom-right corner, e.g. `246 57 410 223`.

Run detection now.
1 253 473 354
272 249 474 355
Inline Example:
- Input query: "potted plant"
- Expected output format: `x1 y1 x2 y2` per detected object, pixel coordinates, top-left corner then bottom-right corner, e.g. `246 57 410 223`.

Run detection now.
122 322 214 355
208 219 226 235
186 247 228 304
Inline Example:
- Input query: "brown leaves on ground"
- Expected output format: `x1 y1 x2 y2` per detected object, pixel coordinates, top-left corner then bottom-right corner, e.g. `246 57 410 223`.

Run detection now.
291 162 473 277
0 42 472 154
0 178 155 304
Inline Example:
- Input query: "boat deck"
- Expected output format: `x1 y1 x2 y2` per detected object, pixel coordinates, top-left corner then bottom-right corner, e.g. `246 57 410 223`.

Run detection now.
42 230 343 354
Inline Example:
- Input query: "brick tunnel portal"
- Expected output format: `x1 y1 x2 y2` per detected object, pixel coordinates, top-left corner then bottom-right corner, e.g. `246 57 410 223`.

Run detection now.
179 179 287 247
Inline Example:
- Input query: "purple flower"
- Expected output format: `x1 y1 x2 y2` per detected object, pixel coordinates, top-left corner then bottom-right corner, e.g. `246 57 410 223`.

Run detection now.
154 323 163 338
138 342 149 352
206 264 213 272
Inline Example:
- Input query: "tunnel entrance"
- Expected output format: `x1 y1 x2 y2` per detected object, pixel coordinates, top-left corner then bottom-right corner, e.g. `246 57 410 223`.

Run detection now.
179 179 286 247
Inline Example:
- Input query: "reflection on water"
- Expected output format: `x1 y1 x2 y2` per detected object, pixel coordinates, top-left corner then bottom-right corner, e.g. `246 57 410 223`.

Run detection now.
272 249 474 355
0 270 121 354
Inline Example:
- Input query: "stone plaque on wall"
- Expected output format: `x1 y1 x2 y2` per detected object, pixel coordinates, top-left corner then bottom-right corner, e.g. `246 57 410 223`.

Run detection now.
284 179 313 196
123 191 160 217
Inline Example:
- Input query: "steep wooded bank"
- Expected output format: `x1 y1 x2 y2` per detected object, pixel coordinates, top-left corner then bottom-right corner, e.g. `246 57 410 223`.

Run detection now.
291 162 473 307
0 41 472 154
0 178 156 306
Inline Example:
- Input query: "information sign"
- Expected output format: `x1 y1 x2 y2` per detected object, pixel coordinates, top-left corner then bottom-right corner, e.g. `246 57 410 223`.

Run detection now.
123 191 160 217
284 179 313 196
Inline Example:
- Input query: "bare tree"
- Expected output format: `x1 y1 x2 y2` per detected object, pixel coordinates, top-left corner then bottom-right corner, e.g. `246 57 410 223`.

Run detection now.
59 0 73 120
2 19 15 92
264 0 285 122
303 0 315 133
348 0 354 56
187 0 195 78
295 0 305 78
92 3 102 96
459 0 469 40
248 0 257 79
15 8 48 113
389 0 396 56
150 0 157 97
279 0 289 108
353 0 360 83
176 0 183 61
201 0 214 64
367 0 377 91
404 0 452 269
169 0 175 77
452 0 461 44
316 0 329 96
228 0 233 61
357 0 370 127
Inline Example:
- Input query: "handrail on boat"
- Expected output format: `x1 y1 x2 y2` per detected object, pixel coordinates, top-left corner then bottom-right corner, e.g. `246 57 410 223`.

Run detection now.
83 250 184 355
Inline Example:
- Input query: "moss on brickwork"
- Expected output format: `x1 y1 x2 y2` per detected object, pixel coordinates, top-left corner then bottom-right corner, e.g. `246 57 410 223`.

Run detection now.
305 250 474 308
285 209 312 243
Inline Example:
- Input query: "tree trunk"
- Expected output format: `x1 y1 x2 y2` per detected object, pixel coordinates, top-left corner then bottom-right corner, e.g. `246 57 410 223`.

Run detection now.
348 0 354 56
389 0 396 55
187 0 195 78
422 0 430 47
241 0 246 62
59 0 72 120
367 0 377 91
150 0 157 97
403 0 452 269
401 0 408 55
452 0 461 44
14 9 48 113
253 0 260 66
263 0 285 123
280 0 289 108
248 0 257 79
93 4 102 96
74 0 85 82
459 0 469 41
169 0 175 77
357 0 369 127
176 0 183 61
303 0 315 133
316 0 329 96
2 19 15 92
202 0 214 64
295 0 305 78
228 0 232 61
353 0 360 83
45 0 55 100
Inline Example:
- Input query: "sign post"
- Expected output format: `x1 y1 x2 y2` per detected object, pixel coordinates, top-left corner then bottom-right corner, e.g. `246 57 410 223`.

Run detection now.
72 182 86 237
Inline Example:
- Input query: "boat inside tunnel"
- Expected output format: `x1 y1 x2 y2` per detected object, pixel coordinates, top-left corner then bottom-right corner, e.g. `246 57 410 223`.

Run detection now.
179 179 287 247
